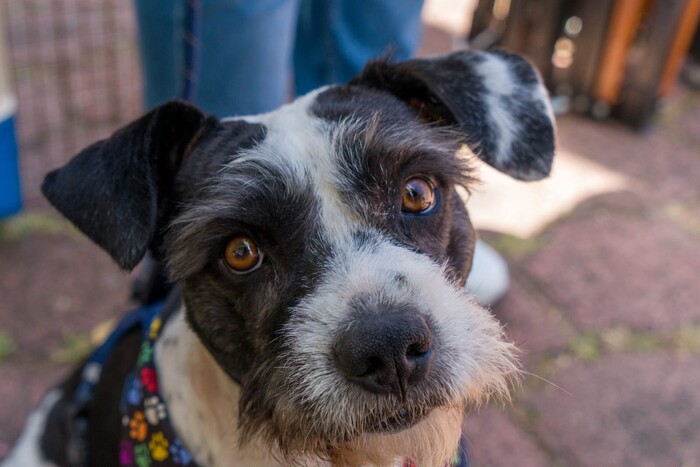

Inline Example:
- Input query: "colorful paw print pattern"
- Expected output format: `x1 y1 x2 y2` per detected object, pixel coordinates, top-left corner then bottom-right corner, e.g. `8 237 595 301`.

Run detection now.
120 315 195 466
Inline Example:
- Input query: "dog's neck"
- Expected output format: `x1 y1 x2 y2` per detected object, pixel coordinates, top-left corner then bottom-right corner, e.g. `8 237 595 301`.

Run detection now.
155 305 290 467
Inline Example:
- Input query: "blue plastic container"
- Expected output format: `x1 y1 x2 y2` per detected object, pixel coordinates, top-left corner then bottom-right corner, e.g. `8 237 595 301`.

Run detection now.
0 100 21 218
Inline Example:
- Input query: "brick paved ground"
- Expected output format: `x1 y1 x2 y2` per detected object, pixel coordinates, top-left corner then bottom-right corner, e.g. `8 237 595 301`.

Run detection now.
1 7 700 466
459 95 700 465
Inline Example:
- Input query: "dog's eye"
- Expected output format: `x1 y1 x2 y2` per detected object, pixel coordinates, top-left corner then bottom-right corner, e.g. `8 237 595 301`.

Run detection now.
401 177 436 214
224 236 263 273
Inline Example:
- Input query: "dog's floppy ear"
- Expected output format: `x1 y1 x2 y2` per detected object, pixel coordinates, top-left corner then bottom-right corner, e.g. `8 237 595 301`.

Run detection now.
350 50 555 181
42 100 215 270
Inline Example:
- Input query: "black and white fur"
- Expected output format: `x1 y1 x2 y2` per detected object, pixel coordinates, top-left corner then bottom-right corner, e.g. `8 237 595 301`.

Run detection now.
4 50 555 466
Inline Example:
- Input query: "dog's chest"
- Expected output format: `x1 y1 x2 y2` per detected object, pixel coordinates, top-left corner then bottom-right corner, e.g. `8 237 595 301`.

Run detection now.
155 307 295 467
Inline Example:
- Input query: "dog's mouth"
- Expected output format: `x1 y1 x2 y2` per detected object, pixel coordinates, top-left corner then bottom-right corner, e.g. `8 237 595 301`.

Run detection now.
369 405 431 434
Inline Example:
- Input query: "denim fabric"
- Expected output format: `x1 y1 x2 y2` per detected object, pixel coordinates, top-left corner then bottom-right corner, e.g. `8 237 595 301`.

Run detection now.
293 0 423 95
134 0 423 116
135 0 299 116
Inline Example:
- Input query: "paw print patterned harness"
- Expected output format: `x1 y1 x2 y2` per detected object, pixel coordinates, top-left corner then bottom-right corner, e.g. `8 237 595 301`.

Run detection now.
70 301 469 467
70 301 195 466
118 303 196 466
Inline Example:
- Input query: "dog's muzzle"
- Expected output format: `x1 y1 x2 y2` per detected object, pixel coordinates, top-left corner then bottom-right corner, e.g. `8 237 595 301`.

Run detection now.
333 308 434 400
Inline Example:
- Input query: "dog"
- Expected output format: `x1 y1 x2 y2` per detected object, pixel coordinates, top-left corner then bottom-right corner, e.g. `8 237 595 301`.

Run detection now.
4 49 555 466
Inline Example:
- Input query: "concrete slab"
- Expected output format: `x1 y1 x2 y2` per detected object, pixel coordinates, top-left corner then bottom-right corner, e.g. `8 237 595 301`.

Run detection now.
556 115 700 205
465 146 630 238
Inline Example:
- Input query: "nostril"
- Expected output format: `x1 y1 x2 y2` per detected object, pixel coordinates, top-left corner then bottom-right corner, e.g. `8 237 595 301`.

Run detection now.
361 356 384 377
406 342 430 359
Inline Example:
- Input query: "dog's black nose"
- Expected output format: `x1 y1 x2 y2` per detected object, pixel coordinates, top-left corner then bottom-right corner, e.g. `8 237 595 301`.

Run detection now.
333 310 434 399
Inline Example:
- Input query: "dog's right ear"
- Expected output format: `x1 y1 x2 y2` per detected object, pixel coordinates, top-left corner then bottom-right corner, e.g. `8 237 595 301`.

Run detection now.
42 100 216 270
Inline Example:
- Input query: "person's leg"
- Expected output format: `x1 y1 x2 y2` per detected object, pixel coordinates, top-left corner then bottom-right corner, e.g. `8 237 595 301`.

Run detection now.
134 0 299 117
293 0 424 94
134 1 181 109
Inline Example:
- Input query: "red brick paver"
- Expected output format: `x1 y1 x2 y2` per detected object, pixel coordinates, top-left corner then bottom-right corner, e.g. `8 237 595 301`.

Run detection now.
0 232 133 358
463 408 551 467
523 213 700 332
527 353 700 467
491 280 574 362
0 363 68 459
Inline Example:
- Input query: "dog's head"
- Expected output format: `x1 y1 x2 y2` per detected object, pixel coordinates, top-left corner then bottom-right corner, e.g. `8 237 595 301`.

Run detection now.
43 50 554 464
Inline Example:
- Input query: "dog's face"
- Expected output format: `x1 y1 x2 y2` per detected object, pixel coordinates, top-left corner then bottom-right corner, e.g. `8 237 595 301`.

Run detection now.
42 51 554 464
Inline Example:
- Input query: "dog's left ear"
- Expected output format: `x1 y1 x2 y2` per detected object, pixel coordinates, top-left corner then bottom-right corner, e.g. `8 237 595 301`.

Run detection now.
42 100 216 270
350 50 555 181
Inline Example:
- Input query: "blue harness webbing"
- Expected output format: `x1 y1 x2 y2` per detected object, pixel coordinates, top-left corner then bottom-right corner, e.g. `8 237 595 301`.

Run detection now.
74 301 164 404
66 301 165 467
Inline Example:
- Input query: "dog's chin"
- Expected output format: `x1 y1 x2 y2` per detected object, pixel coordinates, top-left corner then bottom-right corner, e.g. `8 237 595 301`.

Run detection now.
368 405 431 434
240 385 465 465
331 406 464 466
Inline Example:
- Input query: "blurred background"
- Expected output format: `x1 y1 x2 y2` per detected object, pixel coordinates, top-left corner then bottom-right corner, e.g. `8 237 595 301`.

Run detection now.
1 0 699 465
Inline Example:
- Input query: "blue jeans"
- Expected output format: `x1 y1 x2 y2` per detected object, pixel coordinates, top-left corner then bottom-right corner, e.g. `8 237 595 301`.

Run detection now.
134 0 423 117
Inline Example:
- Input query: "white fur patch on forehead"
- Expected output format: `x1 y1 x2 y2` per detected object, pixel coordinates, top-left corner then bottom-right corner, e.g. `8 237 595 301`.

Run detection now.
222 89 329 176
221 86 330 124
223 88 361 239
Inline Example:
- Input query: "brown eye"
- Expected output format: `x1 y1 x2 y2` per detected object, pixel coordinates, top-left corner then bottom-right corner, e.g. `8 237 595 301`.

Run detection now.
401 177 436 213
224 236 262 273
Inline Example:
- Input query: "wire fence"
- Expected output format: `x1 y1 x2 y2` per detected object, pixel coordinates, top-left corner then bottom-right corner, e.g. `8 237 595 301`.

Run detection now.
1 0 142 203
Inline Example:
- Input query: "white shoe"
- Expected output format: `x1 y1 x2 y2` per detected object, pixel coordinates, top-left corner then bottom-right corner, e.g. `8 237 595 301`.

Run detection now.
466 238 510 306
